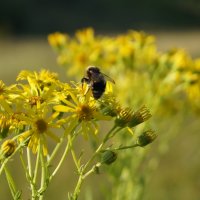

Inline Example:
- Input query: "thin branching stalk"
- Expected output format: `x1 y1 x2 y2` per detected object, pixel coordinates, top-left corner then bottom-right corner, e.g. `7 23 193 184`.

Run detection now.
39 144 46 200
4 166 18 199
114 144 138 151
71 125 119 199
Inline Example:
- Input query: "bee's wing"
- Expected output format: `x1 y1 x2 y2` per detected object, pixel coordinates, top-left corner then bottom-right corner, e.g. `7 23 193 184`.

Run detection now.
102 73 115 84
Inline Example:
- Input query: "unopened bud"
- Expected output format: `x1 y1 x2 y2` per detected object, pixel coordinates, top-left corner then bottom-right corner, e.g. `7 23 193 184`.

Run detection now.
1 139 16 158
137 130 157 147
115 108 133 127
101 150 117 165
128 106 151 128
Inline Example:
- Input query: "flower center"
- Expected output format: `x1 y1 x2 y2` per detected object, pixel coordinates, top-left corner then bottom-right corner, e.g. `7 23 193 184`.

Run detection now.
76 104 94 121
35 119 48 133
29 96 44 106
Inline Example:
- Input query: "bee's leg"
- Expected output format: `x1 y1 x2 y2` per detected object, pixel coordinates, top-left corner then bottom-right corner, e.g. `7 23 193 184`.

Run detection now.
81 77 90 87
81 77 91 95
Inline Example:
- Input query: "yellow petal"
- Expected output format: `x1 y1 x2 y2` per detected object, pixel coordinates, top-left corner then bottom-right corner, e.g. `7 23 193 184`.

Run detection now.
53 105 74 112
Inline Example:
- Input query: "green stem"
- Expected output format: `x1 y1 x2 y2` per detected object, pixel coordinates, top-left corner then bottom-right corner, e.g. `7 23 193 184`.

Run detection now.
49 139 71 181
72 162 102 200
27 149 32 178
33 143 41 184
49 124 79 181
72 175 83 200
47 135 65 166
71 125 119 200
19 151 37 199
4 166 18 199
83 125 117 171
27 148 37 200
83 162 101 179
39 144 46 200
114 143 138 151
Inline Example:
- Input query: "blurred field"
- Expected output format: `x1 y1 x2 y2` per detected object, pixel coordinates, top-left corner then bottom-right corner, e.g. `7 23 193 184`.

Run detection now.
0 30 200 200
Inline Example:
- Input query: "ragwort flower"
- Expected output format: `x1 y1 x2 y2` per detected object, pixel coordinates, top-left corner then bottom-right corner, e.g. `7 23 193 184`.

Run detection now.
16 70 60 109
19 107 61 156
48 32 68 50
0 80 19 112
54 84 112 138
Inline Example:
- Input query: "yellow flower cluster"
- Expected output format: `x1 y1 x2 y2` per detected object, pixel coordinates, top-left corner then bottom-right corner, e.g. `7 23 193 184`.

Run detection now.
48 28 200 114
48 28 156 77
0 69 153 157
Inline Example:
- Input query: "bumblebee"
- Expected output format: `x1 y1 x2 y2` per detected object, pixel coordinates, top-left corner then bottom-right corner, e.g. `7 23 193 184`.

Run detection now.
81 66 115 99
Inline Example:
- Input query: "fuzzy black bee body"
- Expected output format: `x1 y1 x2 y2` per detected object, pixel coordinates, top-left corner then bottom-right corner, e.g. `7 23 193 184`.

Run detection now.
81 66 114 99
91 78 106 99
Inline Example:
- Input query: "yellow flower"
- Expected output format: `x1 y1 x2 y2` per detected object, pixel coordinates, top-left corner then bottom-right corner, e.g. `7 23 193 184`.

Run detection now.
54 84 112 138
116 35 134 57
19 108 60 156
75 27 94 44
130 31 155 47
17 69 60 89
0 80 19 112
48 32 68 49
16 70 60 109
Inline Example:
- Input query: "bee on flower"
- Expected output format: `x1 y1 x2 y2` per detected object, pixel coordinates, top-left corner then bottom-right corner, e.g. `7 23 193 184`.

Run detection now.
53 82 114 139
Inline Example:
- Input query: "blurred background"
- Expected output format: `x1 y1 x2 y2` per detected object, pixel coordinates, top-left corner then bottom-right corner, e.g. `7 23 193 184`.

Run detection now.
0 0 200 35
0 0 200 199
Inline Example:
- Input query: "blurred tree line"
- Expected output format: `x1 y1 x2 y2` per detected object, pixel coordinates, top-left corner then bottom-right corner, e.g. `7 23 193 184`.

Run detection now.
0 0 200 35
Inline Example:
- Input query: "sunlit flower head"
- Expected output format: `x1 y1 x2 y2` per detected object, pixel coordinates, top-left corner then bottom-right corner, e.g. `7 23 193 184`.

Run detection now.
48 32 68 49
75 27 94 44
16 70 61 110
0 81 19 112
54 84 112 138
130 31 155 47
17 69 60 90
19 108 61 156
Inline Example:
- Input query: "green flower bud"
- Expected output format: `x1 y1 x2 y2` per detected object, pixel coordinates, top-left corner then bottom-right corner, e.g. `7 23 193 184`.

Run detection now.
1 139 16 158
101 150 117 165
128 106 152 128
115 108 133 127
137 130 157 147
